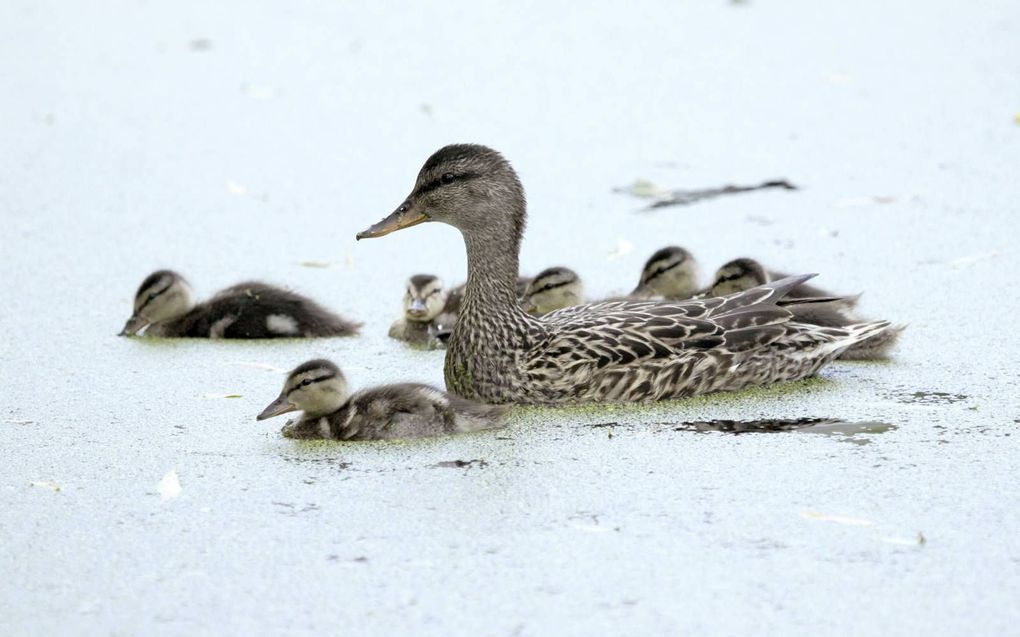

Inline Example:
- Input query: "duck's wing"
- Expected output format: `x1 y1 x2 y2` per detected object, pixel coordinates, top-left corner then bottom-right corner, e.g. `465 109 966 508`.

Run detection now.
768 270 845 300
530 275 816 369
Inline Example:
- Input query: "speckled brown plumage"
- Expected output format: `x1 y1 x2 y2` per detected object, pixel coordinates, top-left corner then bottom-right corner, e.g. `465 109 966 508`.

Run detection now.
358 144 894 405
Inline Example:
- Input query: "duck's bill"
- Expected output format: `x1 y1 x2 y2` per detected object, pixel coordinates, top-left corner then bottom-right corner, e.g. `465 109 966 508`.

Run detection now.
257 395 297 421
119 315 149 336
356 207 428 240
408 298 428 314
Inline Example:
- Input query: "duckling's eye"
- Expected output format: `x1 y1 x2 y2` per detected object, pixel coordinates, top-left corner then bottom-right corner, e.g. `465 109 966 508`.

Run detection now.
147 292 157 301
300 379 313 387
441 172 456 185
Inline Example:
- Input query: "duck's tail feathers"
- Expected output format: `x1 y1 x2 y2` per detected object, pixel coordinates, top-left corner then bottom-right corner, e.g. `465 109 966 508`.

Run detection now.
839 324 907 360
827 320 894 357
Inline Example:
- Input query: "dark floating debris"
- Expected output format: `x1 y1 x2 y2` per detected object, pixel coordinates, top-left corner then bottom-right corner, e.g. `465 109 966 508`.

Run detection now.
890 391 969 405
665 418 895 436
433 459 488 469
615 178 797 210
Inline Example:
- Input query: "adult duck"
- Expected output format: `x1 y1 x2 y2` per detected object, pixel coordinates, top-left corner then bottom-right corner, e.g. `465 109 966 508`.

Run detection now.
357 144 890 405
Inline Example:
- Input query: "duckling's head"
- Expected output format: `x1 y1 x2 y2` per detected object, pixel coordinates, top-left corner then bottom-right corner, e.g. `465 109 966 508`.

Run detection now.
357 144 526 245
120 270 194 336
632 246 699 299
711 258 769 296
521 266 584 315
403 274 448 322
257 359 350 421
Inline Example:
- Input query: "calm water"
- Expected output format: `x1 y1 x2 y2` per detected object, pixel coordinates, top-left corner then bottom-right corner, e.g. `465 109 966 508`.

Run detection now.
2 0 1018 635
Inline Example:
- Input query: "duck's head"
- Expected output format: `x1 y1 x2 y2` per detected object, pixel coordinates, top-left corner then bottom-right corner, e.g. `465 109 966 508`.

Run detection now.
711 258 768 296
119 270 194 336
403 274 448 322
520 266 584 315
357 144 525 245
257 359 350 421
632 246 699 299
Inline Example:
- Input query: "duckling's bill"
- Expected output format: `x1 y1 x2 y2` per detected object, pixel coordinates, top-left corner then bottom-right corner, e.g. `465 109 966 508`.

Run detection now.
356 205 428 239
119 315 148 336
257 394 297 421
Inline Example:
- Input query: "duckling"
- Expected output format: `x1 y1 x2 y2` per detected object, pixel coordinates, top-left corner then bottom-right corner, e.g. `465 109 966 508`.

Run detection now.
357 144 894 404
630 246 701 300
520 266 585 315
711 258 901 359
710 257 851 302
120 270 360 338
388 274 456 347
256 359 508 440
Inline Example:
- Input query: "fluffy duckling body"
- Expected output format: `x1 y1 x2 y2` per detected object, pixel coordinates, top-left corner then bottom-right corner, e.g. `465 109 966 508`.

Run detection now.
630 246 701 300
121 270 359 338
520 266 585 315
357 144 894 405
257 359 508 440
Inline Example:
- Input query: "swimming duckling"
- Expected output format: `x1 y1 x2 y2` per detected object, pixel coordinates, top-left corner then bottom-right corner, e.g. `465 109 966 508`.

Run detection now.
520 266 585 315
630 246 701 300
256 359 508 440
388 274 456 347
120 270 360 338
710 257 850 302
711 258 901 359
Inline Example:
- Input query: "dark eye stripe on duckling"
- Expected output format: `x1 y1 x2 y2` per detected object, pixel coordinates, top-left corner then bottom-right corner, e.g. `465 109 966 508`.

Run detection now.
286 374 334 395
642 260 684 285
714 271 750 284
137 282 173 311
534 280 573 294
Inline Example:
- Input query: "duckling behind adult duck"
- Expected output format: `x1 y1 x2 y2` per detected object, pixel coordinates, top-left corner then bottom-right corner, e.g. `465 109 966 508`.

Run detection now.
357 144 894 405
120 270 360 338
712 258 901 359
388 274 454 347
711 257 850 303
520 266 585 315
257 359 508 440
630 246 701 300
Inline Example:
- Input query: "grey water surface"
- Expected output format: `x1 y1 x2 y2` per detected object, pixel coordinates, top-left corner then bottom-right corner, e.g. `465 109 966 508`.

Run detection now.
2 0 1019 635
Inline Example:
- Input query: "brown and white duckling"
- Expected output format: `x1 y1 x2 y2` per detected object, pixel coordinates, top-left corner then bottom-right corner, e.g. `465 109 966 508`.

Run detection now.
120 270 360 338
630 246 701 300
710 257 850 302
520 266 585 315
711 258 902 359
388 274 456 347
256 359 508 440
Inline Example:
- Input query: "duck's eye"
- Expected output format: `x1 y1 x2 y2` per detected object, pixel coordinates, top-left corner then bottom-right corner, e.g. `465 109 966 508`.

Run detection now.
398 203 409 213
441 172 456 185
301 379 313 387
148 292 157 301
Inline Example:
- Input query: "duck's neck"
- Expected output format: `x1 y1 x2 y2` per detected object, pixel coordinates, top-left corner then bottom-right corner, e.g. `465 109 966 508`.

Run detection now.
446 225 538 400
462 230 523 310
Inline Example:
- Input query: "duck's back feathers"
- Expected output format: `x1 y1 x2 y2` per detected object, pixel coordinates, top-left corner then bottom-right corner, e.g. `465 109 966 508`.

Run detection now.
507 275 896 404
160 282 359 338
